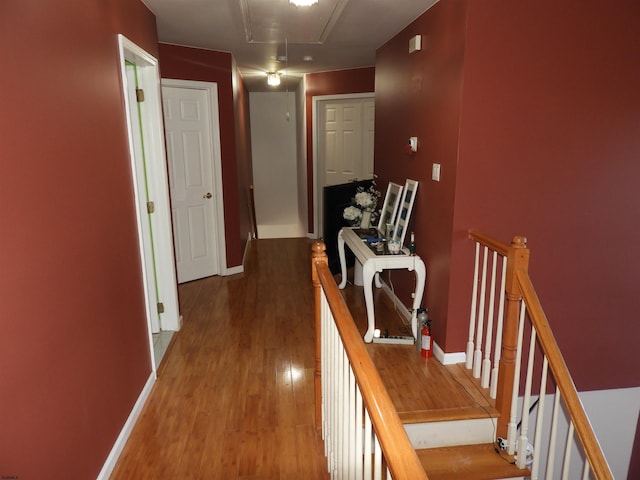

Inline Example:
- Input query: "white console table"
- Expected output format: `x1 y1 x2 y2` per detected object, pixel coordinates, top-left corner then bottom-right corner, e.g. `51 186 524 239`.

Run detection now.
337 227 426 343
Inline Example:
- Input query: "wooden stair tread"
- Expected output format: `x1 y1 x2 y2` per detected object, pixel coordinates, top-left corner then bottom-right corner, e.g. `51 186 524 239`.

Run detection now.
399 405 498 424
416 443 529 480
341 281 498 424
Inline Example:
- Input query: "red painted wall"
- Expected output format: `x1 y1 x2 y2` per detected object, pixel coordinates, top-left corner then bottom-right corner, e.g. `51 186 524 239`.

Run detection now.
304 68 376 233
158 44 251 267
232 61 255 247
0 0 159 477
375 0 640 392
453 0 640 391
375 1 468 347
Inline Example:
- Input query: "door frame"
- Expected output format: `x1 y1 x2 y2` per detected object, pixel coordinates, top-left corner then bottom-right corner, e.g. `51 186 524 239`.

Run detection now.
312 92 375 237
161 79 227 277
117 35 181 370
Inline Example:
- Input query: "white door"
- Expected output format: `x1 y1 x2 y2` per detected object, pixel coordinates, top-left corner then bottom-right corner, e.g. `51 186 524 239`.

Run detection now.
321 98 375 187
315 95 375 236
162 85 220 283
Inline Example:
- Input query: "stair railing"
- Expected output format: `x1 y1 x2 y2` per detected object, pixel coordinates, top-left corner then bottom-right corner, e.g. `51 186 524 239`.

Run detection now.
312 242 428 480
467 229 613 479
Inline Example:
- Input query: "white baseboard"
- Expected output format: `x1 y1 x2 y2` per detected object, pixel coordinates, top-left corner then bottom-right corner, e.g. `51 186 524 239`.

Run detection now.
97 372 155 480
380 280 465 365
433 343 466 365
223 235 249 277
224 264 244 276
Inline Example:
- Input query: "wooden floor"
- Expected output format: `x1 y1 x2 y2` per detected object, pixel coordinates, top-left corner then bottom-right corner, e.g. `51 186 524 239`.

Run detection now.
339 268 497 424
111 238 328 479
110 238 498 479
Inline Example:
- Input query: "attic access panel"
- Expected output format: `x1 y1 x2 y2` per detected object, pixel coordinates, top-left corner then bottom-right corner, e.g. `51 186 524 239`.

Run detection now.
239 0 350 44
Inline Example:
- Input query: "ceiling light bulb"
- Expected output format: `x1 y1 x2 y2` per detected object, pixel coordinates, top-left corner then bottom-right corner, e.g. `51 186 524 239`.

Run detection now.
290 0 318 6
267 73 281 86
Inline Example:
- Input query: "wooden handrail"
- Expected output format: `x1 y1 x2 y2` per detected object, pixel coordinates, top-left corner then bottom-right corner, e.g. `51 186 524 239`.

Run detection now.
468 229 613 479
515 269 614 480
469 228 511 256
312 242 428 479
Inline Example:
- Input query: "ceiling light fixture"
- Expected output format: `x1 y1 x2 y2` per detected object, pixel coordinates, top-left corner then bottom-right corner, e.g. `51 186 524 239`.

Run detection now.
289 0 318 6
267 72 281 86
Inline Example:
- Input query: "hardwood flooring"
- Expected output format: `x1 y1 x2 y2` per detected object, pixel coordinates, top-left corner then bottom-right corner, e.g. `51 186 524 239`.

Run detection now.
110 237 498 479
110 238 328 479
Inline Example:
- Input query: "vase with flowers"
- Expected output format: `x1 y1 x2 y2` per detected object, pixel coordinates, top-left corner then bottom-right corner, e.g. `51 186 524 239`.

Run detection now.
343 184 381 229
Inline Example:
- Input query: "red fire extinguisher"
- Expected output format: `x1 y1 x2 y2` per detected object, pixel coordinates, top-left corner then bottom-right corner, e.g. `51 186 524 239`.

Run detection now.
421 318 433 358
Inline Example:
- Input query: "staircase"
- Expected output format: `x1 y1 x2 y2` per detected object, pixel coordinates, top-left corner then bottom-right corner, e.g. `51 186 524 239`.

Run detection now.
311 232 613 479
336 264 527 479
366 336 527 479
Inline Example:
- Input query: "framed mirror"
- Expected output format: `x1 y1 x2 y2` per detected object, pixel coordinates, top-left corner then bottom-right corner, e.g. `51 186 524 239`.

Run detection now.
376 182 403 233
392 179 419 246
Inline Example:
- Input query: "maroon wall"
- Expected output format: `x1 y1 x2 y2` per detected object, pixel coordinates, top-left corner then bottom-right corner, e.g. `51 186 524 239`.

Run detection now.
375 1 468 346
452 0 640 391
0 0 159 477
375 0 640 393
232 62 255 247
158 44 250 267
305 67 376 233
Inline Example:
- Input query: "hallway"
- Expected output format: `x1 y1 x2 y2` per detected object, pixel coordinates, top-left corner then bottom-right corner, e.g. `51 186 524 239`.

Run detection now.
111 238 328 479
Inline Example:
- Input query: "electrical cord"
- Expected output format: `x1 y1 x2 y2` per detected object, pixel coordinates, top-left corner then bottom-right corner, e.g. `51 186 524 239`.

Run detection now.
443 366 517 465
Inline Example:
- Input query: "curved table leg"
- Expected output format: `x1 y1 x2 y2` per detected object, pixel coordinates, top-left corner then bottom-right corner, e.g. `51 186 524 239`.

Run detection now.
362 261 378 343
410 258 427 339
338 228 348 289
374 272 382 289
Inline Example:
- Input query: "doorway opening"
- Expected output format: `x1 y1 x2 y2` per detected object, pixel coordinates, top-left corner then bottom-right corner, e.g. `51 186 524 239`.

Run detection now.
117 35 181 371
312 93 375 238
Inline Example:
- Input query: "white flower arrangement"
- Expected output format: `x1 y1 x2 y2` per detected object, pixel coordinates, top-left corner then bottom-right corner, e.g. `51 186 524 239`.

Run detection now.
343 184 381 226
343 205 362 222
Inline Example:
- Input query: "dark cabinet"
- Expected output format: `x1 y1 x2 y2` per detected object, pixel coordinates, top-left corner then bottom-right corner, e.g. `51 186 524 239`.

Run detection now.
322 179 374 274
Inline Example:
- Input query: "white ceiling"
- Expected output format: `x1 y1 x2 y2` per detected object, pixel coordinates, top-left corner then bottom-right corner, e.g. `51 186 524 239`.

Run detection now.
143 0 438 92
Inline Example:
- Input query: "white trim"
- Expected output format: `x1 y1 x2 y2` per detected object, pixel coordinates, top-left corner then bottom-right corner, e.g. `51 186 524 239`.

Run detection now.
312 92 375 236
225 265 245 276
117 35 182 378
380 280 465 365
434 344 466 365
405 417 495 449
97 372 155 480
160 79 228 275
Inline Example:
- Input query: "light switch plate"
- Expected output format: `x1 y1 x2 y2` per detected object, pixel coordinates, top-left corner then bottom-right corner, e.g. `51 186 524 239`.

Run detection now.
432 163 441 181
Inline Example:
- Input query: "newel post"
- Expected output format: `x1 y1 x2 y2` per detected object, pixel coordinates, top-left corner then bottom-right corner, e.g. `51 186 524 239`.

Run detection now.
495 235 530 439
311 241 327 431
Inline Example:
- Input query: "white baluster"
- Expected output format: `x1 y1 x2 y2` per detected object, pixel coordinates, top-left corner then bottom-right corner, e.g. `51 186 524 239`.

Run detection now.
340 348 348 478
348 368 356 479
561 423 575 480
582 461 590 480
507 301 527 455
373 435 383 480
490 258 508 399
473 246 489 378
531 357 548 480
466 242 480 369
355 387 363 479
546 387 561 480
364 411 372 479
482 251 499 388
516 329 537 469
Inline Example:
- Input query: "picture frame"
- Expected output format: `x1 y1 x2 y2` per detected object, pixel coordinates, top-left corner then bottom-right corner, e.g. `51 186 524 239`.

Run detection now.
376 181 403 234
392 179 418 246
